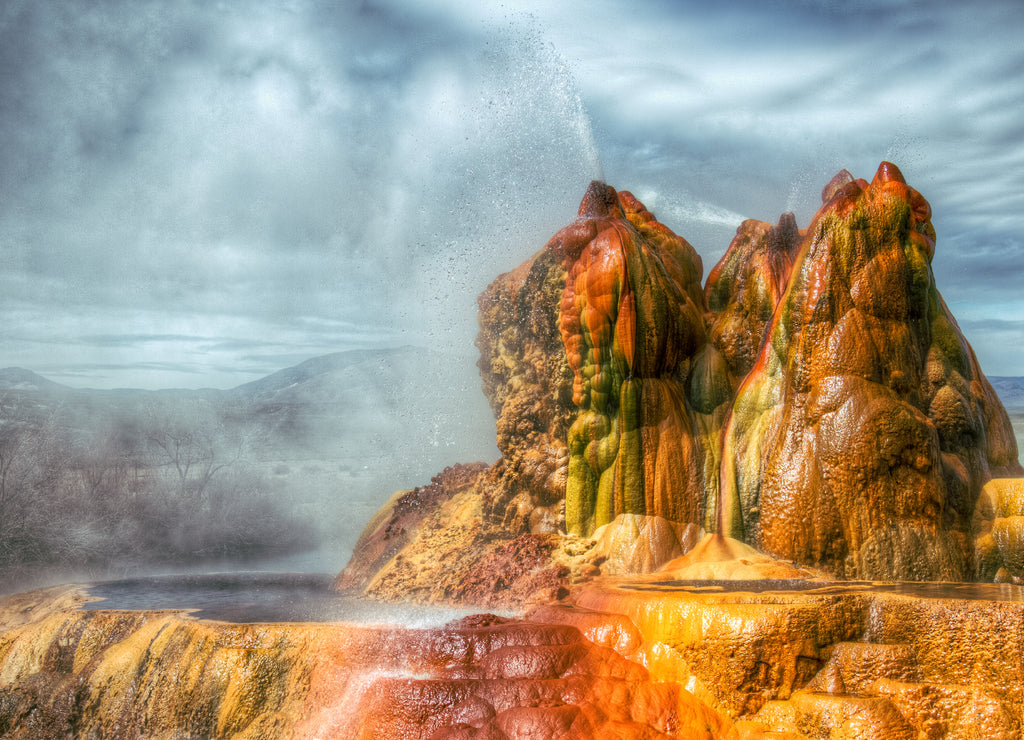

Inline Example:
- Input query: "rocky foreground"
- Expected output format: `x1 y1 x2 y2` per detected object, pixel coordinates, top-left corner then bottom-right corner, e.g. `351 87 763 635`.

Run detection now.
3 565 1024 738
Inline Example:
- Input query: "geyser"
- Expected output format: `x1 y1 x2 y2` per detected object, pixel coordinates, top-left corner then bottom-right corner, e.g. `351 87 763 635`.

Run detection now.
2 163 1023 739
344 161 1022 603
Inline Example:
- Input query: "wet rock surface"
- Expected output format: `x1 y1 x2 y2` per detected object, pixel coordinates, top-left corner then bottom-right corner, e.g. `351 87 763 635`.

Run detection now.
344 165 1022 599
0 586 734 739
5 578 1024 738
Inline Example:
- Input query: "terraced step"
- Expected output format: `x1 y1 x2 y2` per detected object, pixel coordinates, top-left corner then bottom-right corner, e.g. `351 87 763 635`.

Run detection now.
352 614 730 739
804 642 921 694
748 640 1023 739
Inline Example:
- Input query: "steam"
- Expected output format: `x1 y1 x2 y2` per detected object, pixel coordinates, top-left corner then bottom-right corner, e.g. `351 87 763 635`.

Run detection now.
0 1 601 391
371 24 604 355
0 3 606 589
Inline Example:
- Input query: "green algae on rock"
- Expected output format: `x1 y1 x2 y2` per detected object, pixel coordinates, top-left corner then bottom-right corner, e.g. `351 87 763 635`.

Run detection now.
550 182 708 537
341 162 1022 605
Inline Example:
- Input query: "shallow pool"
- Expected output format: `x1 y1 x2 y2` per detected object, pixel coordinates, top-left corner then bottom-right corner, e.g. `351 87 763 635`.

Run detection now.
82 572 507 625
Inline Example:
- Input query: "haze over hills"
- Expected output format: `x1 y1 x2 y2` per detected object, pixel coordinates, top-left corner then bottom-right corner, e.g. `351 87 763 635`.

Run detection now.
0 347 499 592
0 346 498 462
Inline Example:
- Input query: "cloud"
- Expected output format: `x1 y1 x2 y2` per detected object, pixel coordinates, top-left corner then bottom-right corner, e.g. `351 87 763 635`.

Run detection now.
0 0 604 387
1 0 1023 387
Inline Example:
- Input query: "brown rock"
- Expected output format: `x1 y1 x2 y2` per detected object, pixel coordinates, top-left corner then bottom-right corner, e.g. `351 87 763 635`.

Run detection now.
717 162 1022 580
476 245 575 524
334 462 489 592
341 162 1023 603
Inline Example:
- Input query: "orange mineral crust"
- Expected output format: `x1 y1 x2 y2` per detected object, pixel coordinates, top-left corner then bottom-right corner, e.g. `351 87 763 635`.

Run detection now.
568 576 1024 735
0 588 738 740
475 244 576 536
717 162 1022 579
549 182 709 537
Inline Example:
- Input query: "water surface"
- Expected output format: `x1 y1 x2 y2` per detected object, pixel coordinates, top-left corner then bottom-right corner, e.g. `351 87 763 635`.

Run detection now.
632 578 1024 602
83 572 506 625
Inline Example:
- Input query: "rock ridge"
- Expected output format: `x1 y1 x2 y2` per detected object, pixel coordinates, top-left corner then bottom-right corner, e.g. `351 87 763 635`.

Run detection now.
340 162 1023 600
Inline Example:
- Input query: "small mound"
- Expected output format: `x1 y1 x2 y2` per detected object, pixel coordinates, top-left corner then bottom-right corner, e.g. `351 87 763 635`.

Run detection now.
655 533 818 581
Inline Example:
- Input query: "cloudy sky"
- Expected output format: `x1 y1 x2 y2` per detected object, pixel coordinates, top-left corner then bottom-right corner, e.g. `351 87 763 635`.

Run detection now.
2 0 1023 390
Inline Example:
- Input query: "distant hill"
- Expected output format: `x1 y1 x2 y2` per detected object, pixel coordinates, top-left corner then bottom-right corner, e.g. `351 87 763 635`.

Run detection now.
0 345 498 474
229 348 414 402
0 367 69 393
990 377 1024 413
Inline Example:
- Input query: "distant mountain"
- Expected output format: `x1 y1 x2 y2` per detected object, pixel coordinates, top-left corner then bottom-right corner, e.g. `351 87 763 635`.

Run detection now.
0 346 499 468
0 367 69 393
990 377 1024 413
229 348 414 402
220 345 499 467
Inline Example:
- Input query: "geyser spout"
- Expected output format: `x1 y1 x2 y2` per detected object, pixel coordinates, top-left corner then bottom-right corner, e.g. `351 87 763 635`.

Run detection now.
342 161 1022 607
576 180 621 219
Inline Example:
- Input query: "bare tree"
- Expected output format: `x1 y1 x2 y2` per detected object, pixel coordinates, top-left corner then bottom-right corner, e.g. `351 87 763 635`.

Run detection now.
0 405 65 565
145 400 241 502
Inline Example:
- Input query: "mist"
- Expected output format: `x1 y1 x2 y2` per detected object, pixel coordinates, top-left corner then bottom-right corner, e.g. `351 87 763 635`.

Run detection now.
0 347 506 594
0 1 601 390
2 1 1024 589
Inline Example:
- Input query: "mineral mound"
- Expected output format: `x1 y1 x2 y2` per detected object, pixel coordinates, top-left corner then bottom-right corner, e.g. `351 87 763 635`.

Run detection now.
339 162 1023 599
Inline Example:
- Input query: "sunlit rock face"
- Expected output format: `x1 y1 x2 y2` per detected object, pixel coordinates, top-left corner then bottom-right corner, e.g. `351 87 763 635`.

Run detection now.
550 183 709 537
343 162 1022 595
704 212 802 387
334 463 490 593
718 162 1022 580
475 182 712 542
